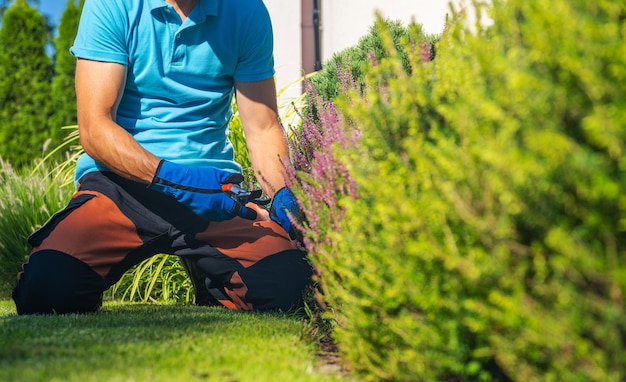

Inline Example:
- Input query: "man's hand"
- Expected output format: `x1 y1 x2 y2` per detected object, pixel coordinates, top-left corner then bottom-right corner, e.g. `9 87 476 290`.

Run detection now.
270 187 303 240
149 160 256 222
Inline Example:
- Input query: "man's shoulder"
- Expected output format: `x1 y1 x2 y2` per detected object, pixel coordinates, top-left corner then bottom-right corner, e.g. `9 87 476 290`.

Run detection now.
215 0 267 17
80 0 146 22
216 0 264 8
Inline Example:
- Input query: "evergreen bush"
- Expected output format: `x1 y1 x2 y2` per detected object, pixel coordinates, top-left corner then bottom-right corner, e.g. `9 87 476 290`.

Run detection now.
47 0 84 154
0 0 54 168
309 17 435 103
292 1 625 380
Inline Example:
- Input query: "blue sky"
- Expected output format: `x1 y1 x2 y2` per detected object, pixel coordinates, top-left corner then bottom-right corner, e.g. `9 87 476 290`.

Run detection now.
38 0 68 30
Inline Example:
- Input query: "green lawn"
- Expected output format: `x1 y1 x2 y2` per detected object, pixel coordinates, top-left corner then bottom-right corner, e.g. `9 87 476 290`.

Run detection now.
0 300 350 382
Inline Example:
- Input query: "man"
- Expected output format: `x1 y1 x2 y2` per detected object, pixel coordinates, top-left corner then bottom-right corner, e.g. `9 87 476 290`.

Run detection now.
12 0 312 314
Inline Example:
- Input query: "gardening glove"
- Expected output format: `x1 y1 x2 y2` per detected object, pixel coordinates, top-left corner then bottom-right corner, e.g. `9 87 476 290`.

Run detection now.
149 160 256 222
269 187 303 241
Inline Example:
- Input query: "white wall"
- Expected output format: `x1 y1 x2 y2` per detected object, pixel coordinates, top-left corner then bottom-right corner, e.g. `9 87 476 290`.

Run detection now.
321 0 452 59
263 0 303 101
264 0 462 110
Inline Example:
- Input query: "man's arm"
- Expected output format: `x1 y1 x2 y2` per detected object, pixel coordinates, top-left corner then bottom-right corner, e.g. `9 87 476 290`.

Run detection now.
235 77 288 198
75 58 160 183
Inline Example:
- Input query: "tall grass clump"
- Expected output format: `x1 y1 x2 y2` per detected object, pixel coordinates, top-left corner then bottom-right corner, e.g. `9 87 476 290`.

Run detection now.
0 158 74 299
293 1 626 380
106 254 193 303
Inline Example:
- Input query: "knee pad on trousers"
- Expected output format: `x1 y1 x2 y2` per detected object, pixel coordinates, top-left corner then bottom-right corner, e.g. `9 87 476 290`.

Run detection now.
239 250 314 312
196 249 313 312
12 250 105 315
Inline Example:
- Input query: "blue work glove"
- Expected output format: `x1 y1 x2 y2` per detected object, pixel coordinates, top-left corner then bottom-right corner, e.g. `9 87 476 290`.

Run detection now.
149 160 256 221
269 187 303 241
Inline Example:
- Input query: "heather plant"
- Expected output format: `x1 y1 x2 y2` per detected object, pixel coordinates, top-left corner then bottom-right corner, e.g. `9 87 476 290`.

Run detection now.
283 19 432 355
306 1 626 381
284 77 359 259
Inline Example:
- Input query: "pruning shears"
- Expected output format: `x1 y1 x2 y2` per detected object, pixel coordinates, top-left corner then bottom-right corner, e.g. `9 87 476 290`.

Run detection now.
221 183 271 206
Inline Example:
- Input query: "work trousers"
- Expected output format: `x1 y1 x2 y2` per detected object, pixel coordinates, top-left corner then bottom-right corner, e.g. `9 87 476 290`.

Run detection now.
12 171 313 315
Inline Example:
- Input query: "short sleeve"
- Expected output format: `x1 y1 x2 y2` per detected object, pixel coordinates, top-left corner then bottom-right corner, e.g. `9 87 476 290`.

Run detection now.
234 1 275 82
70 0 129 65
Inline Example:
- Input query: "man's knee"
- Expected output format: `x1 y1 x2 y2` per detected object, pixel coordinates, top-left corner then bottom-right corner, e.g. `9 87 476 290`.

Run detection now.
229 249 314 312
12 250 105 315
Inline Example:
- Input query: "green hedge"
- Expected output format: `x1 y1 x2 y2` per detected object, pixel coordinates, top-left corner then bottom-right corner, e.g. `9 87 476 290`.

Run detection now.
308 1 625 380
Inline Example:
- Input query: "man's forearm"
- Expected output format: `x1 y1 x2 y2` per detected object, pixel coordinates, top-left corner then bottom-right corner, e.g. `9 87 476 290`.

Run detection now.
245 124 289 198
235 77 289 198
76 59 161 183
79 117 160 184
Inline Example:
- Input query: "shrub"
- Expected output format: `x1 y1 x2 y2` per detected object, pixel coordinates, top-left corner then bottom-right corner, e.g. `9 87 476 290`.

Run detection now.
309 17 435 103
292 1 625 380
0 0 54 168
285 77 359 260
287 18 434 263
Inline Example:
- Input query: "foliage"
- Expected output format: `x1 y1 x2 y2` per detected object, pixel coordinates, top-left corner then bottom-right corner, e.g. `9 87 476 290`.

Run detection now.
229 103 255 184
34 124 84 188
0 300 351 382
284 19 426 269
309 17 436 103
105 254 193 304
0 0 39 18
47 0 83 149
0 158 73 299
0 0 54 168
285 76 359 270
295 1 626 381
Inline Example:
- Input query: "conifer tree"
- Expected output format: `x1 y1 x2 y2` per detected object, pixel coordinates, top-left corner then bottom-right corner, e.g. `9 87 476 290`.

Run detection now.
0 0 40 18
0 0 52 167
48 0 83 152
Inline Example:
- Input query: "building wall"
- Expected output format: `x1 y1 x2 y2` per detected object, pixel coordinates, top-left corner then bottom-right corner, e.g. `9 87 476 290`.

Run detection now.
263 0 303 100
264 0 461 105
320 0 451 59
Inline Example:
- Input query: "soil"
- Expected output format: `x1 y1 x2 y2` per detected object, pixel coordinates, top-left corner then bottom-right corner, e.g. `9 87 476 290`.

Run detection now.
314 335 351 378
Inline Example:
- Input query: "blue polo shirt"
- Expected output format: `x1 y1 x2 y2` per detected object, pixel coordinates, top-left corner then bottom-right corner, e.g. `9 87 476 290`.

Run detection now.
70 0 275 182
